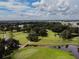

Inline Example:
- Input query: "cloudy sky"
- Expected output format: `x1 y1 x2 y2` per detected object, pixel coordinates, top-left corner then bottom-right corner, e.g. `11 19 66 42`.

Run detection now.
0 0 79 20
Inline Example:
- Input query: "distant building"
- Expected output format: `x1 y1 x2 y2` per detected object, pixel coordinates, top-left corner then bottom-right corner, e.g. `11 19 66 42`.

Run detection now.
61 21 79 27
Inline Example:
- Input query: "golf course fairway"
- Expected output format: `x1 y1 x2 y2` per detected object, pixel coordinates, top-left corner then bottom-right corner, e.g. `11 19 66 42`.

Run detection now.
11 47 76 59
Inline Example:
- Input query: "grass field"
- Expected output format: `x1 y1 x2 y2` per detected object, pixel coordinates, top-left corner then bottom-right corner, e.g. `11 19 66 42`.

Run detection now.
0 30 79 45
11 47 75 59
14 30 79 45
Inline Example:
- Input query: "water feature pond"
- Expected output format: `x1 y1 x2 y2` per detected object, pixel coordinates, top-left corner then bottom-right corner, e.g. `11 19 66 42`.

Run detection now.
49 45 79 59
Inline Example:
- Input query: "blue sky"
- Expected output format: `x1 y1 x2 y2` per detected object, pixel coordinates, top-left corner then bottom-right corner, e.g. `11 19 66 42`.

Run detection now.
0 0 79 20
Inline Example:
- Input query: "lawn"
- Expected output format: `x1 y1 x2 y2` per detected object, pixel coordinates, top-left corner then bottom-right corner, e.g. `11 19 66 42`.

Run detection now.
0 31 28 44
11 47 75 59
36 30 79 45
13 32 28 44
0 30 79 45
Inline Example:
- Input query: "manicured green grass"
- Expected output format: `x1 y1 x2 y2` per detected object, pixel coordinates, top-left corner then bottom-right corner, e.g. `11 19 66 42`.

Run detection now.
13 32 28 44
11 47 75 59
36 30 63 44
28 30 79 45
0 31 28 44
0 30 79 45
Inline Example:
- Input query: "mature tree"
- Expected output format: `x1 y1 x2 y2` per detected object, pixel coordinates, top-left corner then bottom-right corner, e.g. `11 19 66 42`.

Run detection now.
14 25 21 32
0 38 5 59
52 24 67 33
39 28 48 37
1 38 20 55
27 32 40 42
60 30 72 40
47 22 67 33
0 25 5 31
8 25 14 32
32 27 48 37
32 26 41 34
23 24 33 33
22 24 27 32
68 27 79 33
67 27 79 37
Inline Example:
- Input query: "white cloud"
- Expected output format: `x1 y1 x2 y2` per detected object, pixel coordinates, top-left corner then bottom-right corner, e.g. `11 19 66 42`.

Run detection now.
0 0 79 20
